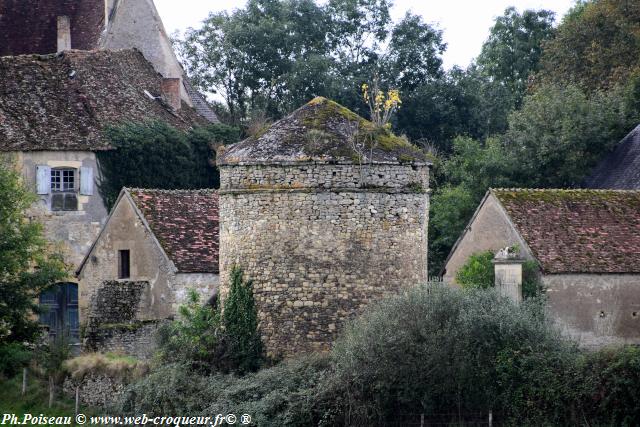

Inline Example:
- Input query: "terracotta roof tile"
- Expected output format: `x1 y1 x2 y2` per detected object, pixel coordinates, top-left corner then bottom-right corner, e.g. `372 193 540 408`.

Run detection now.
493 188 640 274
0 49 207 151
128 189 219 273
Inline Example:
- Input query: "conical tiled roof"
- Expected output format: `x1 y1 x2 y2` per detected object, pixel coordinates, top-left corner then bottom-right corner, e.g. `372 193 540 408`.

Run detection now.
217 97 427 165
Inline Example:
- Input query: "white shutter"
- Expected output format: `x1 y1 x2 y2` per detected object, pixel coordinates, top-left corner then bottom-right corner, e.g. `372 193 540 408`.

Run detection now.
80 166 94 195
36 165 50 195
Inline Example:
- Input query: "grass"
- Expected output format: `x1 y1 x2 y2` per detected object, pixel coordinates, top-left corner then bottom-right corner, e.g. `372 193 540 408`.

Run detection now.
0 373 98 423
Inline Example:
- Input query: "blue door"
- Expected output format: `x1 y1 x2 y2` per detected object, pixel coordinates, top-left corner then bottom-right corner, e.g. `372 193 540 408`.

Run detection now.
39 283 79 344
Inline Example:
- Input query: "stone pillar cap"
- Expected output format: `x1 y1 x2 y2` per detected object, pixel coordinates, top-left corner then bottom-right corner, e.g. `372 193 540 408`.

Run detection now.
492 246 525 264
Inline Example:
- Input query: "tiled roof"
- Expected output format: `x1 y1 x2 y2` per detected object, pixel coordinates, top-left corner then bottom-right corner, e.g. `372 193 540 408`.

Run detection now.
128 189 219 273
0 49 207 151
218 97 427 165
584 124 640 189
0 0 105 56
183 79 219 124
492 188 640 274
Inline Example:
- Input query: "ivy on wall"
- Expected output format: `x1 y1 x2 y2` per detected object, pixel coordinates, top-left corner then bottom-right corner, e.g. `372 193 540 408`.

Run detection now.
97 121 239 209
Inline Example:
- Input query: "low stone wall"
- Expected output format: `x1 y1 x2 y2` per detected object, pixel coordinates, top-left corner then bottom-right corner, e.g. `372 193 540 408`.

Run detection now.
63 373 126 408
84 280 161 359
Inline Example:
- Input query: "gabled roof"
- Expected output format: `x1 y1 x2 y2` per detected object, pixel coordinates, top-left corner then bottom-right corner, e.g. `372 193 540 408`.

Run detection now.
218 97 427 165
0 49 207 151
491 189 640 274
584 125 640 189
127 189 219 273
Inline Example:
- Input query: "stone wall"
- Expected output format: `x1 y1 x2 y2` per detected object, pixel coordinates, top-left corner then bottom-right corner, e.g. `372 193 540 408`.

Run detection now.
63 374 125 408
219 162 429 358
84 280 160 359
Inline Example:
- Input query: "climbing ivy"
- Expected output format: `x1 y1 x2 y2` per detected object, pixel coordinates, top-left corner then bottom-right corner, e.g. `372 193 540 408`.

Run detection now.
97 121 239 209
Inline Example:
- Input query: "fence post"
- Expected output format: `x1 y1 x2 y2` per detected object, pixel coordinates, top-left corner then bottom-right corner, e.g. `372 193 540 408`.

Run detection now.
75 386 80 416
488 410 493 427
420 413 424 427
22 368 27 395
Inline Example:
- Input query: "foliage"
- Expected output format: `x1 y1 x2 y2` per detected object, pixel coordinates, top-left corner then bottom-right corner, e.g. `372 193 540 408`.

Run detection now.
176 0 444 125
118 355 330 425
0 343 32 378
361 78 401 128
156 289 223 374
538 0 640 90
326 284 574 425
455 251 495 289
505 83 640 188
0 162 67 348
97 121 239 209
157 268 262 375
477 7 556 106
222 267 263 374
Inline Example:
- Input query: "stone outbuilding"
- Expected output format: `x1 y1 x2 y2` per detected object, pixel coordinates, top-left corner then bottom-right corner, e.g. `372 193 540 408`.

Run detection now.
75 188 219 356
217 97 430 358
76 188 219 322
443 188 640 348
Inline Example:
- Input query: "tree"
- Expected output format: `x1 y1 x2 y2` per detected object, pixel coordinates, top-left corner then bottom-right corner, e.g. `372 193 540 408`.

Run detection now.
477 7 556 106
538 0 640 91
0 162 67 374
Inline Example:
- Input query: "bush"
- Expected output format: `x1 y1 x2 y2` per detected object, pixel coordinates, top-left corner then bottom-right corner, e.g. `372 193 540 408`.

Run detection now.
222 267 263 373
325 284 574 425
0 342 32 378
456 250 543 298
118 355 330 426
63 353 148 383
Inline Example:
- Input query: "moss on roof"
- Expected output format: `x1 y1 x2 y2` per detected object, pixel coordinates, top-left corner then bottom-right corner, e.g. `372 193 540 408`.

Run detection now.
218 97 427 165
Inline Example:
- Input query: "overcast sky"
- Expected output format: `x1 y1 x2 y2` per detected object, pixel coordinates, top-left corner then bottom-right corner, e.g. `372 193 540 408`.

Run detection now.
154 0 577 69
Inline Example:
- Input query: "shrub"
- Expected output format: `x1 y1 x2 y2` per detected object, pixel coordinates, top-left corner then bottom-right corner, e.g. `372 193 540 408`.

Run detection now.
222 267 263 373
156 289 223 373
63 353 148 383
0 342 32 378
456 250 543 297
326 284 573 425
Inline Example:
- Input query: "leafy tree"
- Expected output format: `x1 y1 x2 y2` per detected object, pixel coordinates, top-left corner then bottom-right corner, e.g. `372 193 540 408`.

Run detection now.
477 7 556 106
538 0 640 90
456 251 495 289
97 121 239 209
0 162 67 375
223 267 263 374
505 83 639 188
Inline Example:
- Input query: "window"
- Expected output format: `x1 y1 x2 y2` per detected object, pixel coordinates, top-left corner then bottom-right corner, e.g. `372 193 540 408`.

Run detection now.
50 168 77 211
118 250 131 279
51 169 75 192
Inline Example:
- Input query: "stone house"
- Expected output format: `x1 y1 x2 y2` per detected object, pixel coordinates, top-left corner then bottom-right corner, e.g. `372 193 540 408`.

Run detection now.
0 0 218 122
585 124 640 189
0 49 207 342
75 188 219 356
217 97 431 358
442 188 640 348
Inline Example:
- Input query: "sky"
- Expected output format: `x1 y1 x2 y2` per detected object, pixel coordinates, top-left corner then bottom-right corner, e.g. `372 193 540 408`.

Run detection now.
155 0 577 69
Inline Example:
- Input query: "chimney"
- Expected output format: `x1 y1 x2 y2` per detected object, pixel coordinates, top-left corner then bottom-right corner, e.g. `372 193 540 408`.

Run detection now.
161 78 181 111
57 16 71 52
493 247 524 303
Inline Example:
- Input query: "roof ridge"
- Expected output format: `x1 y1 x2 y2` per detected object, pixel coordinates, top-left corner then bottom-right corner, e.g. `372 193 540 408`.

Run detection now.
126 187 218 193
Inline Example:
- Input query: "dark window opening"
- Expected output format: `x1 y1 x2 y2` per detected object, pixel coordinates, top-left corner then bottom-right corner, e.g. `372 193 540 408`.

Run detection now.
118 250 130 279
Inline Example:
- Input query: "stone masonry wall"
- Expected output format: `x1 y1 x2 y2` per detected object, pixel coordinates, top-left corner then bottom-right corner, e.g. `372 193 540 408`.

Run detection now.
219 162 429 359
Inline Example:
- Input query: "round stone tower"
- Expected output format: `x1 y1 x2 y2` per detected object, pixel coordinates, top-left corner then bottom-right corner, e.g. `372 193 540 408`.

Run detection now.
217 97 430 358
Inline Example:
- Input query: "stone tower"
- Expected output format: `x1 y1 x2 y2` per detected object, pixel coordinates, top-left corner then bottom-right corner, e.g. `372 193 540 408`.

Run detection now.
217 97 430 358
